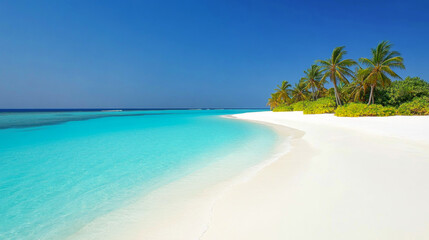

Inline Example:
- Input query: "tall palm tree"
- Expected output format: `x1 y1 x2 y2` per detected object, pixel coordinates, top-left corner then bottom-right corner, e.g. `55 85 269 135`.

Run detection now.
267 92 281 110
275 80 292 104
291 81 309 102
301 65 323 100
317 46 357 106
359 41 405 105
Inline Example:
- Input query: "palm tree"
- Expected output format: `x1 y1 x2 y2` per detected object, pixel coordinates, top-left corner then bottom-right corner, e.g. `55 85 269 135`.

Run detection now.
359 41 405 105
317 46 357 106
275 80 292 104
267 92 281 110
337 81 351 104
317 85 329 98
291 81 309 102
348 67 370 103
301 65 323 100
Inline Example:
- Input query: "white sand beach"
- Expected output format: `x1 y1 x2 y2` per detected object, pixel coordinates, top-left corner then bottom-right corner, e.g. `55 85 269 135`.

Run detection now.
200 112 429 240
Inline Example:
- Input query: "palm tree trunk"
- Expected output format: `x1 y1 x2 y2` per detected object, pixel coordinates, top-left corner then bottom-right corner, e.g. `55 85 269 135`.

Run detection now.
312 85 316 101
368 85 374 105
334 86 341 106
332 76 342 106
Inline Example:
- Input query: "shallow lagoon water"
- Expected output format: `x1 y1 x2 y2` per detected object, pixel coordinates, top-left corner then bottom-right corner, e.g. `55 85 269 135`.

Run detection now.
0 110 278 239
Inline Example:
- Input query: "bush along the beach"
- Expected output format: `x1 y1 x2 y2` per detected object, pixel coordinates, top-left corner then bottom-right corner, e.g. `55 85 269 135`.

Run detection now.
290 101 309 111
303 97 336 114
335 103 396 117
273 104 294 112
397 97 429 115
376 77 429 107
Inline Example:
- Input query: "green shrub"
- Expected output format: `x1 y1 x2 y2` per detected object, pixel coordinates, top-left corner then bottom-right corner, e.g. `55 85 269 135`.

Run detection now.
375 77 429 106
273 104 294 112
290 101 309 111
303 97 336 114
397 97 429 115
335 103 396 117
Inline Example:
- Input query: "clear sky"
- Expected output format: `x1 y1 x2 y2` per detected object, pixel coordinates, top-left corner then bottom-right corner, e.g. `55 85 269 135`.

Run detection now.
1 0 428 109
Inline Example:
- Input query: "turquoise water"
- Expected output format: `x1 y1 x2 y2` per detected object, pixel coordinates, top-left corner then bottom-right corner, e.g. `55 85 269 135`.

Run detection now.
0 110 277 239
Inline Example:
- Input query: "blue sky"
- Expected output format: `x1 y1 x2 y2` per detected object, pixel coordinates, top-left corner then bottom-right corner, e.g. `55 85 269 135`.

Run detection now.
1 0 428 108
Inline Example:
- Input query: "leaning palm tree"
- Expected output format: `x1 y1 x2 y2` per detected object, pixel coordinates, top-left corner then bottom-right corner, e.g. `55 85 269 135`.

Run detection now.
275 80 292 104
291 81 309 102
317 46 357 106
267 92 281 110
359 41 405 105
301 65 323 100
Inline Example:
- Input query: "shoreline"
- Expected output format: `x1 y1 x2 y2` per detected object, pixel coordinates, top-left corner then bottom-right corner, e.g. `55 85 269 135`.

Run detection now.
69 111 429 239
67 115 291 240
201 111 429 239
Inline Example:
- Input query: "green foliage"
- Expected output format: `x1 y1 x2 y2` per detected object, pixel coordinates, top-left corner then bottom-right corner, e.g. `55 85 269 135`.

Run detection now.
268 41 428 116
268 80 293 109
335 103 396 117
290 101 309 111
275 80 293 104
317 46 357 106
291 81 310 102
301 65 324 100
273 100 309 112
325 88 336 98
359 41 405 105
397 97 429 115
273 104 294 112
376 77 429 106
347 67 370 103
337 82 352 104
303 97 336 114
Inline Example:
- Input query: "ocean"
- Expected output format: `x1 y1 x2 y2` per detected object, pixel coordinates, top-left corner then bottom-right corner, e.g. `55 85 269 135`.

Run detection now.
0 109 279 239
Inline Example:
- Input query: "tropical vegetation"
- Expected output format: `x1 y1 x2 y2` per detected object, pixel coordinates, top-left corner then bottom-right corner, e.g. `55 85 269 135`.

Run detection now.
317 46 357 106
359 41 405 105
335 103 396 117
267 41 429 116
397 97 429 115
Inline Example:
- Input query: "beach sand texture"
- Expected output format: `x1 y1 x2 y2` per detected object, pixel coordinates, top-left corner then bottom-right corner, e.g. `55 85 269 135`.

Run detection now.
200 112 429 240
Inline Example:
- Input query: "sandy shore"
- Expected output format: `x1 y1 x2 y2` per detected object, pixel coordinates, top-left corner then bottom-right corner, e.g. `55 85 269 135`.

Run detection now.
200 112 429 240
68 116 288 240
